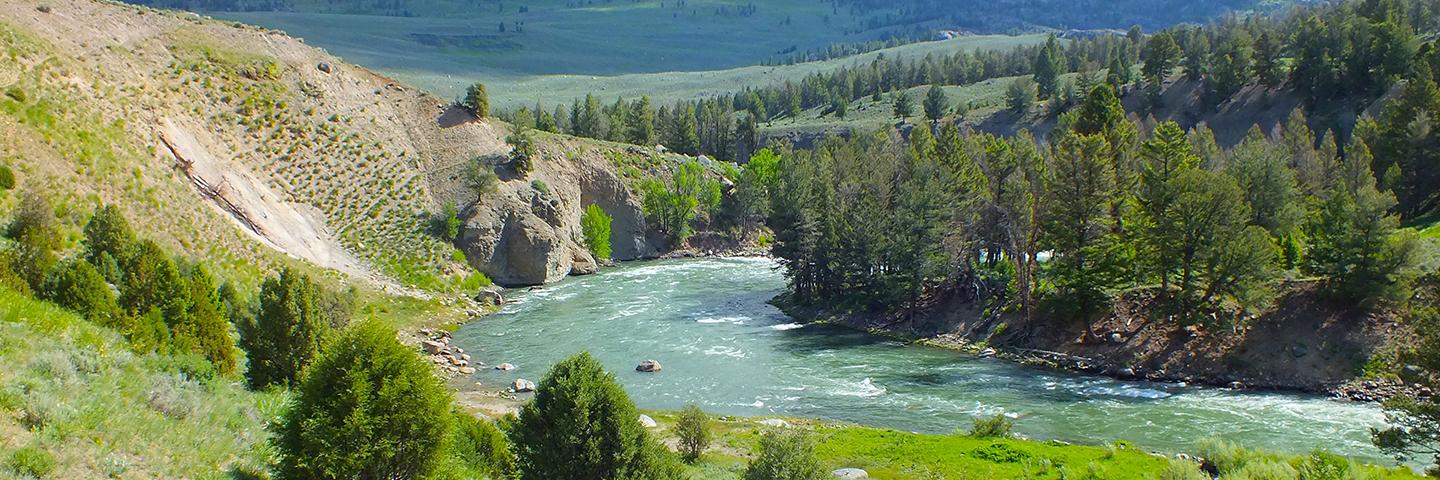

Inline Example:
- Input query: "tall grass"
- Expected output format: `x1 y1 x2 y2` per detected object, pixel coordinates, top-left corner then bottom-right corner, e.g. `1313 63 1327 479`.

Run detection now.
0 288 283 478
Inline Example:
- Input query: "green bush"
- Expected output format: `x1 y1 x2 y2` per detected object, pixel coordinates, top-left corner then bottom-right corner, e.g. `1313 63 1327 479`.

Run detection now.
8 446 56 478
276 319 454 480
40 259 124 328
237 268 331 390
510 352 680 479
440 202 462 240
581 204 613 260
530 179 549 195
7 193 59 290
675 403 710 463
1195 438 1255 475
1295 450 1359 480
743 430 826 480
451 409 516 479
1223 459 1297 480
82 205 137 285
1158 460 1211 480
0 165 15 190
508 131 537 175
967 413 1015 438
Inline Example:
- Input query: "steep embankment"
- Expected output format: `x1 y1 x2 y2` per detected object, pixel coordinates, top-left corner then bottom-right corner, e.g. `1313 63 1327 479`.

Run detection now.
787 281 1415 398
0 0 668 291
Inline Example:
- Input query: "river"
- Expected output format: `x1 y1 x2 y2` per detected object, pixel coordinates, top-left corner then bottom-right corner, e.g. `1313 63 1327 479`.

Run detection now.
453 257 1394 463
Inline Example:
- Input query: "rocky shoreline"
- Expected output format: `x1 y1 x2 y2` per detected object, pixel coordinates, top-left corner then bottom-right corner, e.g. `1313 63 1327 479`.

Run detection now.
778 299 1430 405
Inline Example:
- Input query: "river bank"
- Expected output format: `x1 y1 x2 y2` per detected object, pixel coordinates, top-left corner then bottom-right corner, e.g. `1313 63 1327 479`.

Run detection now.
773 282 1432 404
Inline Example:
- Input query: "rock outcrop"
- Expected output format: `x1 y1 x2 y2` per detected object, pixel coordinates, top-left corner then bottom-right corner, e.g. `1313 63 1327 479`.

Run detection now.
454 139 661 287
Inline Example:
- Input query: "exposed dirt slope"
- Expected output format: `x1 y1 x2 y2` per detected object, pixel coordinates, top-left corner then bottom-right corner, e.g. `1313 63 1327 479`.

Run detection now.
0 0 666 289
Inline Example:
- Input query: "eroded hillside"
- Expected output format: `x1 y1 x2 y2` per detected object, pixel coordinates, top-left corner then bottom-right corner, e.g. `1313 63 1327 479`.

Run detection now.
0 0 670 290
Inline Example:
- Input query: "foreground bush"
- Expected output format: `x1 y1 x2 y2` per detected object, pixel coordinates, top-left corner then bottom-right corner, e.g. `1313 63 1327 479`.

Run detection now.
275 319 454 480
675 403 710 463
510 352 680 479
744 430 826 480
450 409 516 479
967 413 1015 438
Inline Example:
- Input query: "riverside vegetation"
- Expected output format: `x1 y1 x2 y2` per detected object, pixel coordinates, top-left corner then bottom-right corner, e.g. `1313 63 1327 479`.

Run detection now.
1 0 1440 478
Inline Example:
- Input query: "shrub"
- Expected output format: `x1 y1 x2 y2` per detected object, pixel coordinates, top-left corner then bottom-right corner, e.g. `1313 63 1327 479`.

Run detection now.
237 268 331 390
743 430 826 480
530 179 549 195
40 260 124 328
276 319 454 480
463 82 489 118
1195 438 1255 475
507 131 537 175
7 446 55 478
82 205 137 284
967 413 1014 438
463 158 499 203
440 202 462 240
0 165 14 190
1295 450 1359 480
581 204 613 260
1224 459 1297 480
510 352 679 479
7 193 59 290
675 403 710 463
451 409 516 479
1158 459 1210 480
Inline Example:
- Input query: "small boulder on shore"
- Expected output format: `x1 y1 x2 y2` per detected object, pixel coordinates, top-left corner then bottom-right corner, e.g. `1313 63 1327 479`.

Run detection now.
421 340 445 354
832 468 869 479
511 378 536 392
636 360 662 373
638 414 658 428
978 348 997 358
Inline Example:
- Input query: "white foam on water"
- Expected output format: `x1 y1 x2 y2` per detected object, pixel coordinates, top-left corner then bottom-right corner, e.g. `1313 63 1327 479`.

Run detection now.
697 316 748 325
769 323 804 331
703 345 747 359
833 378 887 398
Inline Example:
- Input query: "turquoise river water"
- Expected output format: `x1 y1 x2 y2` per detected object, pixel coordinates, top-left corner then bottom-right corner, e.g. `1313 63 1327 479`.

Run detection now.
454 257 1395 463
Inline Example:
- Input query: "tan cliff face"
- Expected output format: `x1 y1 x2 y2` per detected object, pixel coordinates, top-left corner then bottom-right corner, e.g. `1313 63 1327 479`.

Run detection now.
0 0 660 290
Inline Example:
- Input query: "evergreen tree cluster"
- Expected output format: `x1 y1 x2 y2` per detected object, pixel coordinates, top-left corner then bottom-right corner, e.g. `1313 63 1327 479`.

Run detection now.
749 94 1421 325
1 201 239 374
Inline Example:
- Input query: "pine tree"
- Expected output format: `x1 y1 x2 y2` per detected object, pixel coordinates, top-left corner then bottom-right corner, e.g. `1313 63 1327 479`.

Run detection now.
892 90 914 120
463 82 490 118
923 84 947 123
1033 34 1066 99
238 268 331 390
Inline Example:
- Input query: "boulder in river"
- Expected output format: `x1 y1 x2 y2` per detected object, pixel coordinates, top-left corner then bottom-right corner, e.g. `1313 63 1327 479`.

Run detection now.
636 360 662 373
832 468 869 479
496 363 516 371
978 348 997 358
458 366 477 374
511 378 536 392
638 414 658 428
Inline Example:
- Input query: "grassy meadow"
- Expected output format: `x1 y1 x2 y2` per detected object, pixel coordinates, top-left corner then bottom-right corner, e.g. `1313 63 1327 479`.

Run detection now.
209 3 1046 107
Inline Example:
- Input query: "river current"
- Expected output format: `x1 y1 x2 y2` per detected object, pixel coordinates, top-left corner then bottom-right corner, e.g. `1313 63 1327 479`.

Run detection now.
454 257 1393 463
